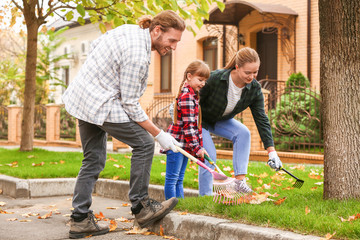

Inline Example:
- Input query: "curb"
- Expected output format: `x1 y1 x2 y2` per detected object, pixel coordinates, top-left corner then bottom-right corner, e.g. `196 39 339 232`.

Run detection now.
0 175 321 240
150 213 320 240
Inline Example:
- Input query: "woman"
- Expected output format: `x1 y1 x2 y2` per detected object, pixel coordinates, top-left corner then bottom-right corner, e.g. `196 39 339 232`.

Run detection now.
199 47 282 196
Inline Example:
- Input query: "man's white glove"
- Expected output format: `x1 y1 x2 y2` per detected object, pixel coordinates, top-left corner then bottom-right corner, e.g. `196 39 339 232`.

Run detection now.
155 130 181 152
268 151 282 171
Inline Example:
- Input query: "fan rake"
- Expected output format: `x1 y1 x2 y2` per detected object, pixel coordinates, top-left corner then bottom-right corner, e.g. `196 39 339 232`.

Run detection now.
176 146 249 205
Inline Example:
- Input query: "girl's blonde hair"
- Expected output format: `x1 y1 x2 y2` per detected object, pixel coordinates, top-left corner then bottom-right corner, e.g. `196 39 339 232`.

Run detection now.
138 10 186 32
174 60 210 125
224 47 260 69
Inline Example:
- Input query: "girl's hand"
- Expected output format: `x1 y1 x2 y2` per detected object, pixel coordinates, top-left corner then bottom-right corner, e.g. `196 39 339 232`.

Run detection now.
196 148 209 161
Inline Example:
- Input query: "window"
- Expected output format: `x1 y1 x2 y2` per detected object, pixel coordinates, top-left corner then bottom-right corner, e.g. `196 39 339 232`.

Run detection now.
61 66 70 93
160 53 172 92
203 37 218 70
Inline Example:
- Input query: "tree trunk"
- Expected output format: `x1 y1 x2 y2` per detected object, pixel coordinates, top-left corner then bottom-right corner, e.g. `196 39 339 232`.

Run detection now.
20 2 39 151
319 0 360 199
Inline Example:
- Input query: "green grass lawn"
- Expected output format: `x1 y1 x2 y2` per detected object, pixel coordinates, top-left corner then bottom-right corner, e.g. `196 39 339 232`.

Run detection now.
0 147 359 240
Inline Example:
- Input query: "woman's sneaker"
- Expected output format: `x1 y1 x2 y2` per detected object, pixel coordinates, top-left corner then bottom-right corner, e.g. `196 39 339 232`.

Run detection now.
234 179 253 193
134 197 178 228
69 212 109 239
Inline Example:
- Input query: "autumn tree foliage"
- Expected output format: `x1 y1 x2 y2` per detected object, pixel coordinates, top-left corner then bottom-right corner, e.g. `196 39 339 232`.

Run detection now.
319 0 360 200
1 0 225 151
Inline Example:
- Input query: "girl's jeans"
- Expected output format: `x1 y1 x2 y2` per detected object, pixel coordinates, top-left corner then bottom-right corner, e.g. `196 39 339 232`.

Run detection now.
199 118 251 196
164 150 188 199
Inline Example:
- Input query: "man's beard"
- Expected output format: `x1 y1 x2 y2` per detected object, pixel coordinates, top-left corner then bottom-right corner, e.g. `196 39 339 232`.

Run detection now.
153 34 171 56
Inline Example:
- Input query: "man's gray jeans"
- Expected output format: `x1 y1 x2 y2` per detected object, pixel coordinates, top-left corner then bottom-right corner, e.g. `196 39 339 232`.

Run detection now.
72 119 155 217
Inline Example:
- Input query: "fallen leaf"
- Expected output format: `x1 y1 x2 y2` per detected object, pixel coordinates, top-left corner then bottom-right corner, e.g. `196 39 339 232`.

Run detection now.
121 203 130 207
305 206 311 215
27 155 35 158
259 172 269 178
320 231 336 240
249 193 268 204
289 165 305 171
314 182 323 185
339 213 360 222
38 212 52 219
159 225 164 236
113 164 125 168
116 217 131 222
19 219 32 222
161 172 166 176
178 212 188 215
0 202 6 206
32 162 45 167
94 212 105 220
311 187 318 191
193 178 198 182
257 179 263 185
7 218 17 221
63 214 71 217
282 186 294 190
160 160 166 164
124 155 131 159
106 207 118 210
0 210 14 214
309 173 322 179
262 184 271 189
112 176 119 180
274 197 287 205
109 219 117 231
125 226 149 235
107 156 118 162
223 166 231 171
59 160 65 164
270 174 285 181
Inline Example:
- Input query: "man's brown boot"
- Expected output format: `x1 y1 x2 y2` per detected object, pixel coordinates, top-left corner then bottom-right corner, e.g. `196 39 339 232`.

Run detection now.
134 197 178 228
69 212 109 239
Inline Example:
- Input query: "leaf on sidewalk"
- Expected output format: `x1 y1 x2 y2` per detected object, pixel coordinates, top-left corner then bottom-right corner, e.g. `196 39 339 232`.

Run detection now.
0 201 6 206
94 212 105 220
121 203 130 207
125 226 149 235
109 219 117 231
0 209 14 214
106 207 118 209
115 217 131 222
19 219 32 222
159 225 164 236
7 218 17 221
38 211 52 219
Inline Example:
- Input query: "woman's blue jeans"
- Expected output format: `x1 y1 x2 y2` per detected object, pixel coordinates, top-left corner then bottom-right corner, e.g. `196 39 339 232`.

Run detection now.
164 150 188 199
199 118 251 196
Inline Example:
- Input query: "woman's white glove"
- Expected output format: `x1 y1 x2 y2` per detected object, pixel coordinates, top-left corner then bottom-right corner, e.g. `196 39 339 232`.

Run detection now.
268 151 282 171
155 130 181 152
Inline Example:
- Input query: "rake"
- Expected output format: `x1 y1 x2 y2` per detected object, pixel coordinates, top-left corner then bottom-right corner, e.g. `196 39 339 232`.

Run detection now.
268 160 304 189
175 146 246 205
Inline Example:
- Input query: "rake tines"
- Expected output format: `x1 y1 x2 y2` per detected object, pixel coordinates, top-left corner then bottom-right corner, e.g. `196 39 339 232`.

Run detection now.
280 167 305 189
292 179 304 189
212 179 252 205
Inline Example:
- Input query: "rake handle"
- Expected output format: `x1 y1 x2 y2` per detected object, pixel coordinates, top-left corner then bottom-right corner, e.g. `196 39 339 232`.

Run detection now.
280 167 302 182
175 146 214 173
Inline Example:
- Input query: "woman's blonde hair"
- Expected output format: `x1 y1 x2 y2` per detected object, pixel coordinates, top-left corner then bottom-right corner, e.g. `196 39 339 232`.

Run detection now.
174 60 210 125
224 47 260 69
138 10 186 32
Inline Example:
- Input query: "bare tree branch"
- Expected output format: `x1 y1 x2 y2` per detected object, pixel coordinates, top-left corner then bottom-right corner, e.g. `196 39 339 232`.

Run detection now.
11 0 24 12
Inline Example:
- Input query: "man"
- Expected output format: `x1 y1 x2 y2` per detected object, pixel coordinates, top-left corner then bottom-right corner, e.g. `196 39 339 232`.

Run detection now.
62 10 185 239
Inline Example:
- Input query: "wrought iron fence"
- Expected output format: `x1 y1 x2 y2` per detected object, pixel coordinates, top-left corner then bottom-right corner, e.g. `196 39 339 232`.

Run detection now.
60 106 76 140
260 79 323 153
34 105 47 139
146 95 174 131
0 106 8 140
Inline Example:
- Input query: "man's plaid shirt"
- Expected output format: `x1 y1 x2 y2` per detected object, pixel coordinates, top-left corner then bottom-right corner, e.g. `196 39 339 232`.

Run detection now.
167 83 203 156
62 25 151 125
200 68 274 149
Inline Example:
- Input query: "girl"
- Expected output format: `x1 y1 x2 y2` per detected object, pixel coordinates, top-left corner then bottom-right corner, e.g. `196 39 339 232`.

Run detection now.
164 60 210 200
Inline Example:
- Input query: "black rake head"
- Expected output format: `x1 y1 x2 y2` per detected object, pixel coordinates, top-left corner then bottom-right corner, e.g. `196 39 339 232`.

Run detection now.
292 179 304 189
